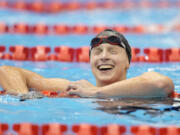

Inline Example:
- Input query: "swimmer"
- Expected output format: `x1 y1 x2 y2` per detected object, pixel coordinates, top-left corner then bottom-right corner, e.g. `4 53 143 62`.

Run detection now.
0 29 174 98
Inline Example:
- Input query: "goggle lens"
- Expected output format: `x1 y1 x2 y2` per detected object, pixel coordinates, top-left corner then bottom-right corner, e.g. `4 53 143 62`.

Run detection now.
91 36 125 48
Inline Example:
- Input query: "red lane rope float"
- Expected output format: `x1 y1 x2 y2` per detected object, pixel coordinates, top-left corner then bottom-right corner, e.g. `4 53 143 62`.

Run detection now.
10 45 29 61
131 125 156 135
31 46 51 61
41 91 59 97
144 48 164 62
113 25 129 33
165 48 180 62
159 126 180 135
30 1 44 13
53 24 71 35
175 24 180 32
41 91 80 98
171 92 180 98
32 23 49 35
72 24 89 35
0 89 78 98
100 124 126 135
0 46 5 59
13 1 27 11
42 123 67 135
13 123 39 135
65 2 82 11
48 2 64 13
93 25 108 34
86 1 98 10
1 123 180 135
0 90 6 95
0 0 7 8
101 1 116 9
0 123 8 135
131 25 145 34
1 1 180 13
0 46 180 63
156 0 170 8
13 23 30 34
72 124 98 135
0 22 8 33
48 53 57 61
76 46 90 62
0 23 180 35
1 46 12 60
0 89 179 99
54 46 74 62
139 0 152 8
131 47 141 62
121 0 135 9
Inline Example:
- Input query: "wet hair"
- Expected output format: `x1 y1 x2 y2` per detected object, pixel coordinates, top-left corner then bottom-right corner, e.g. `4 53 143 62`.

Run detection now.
90 29 132 63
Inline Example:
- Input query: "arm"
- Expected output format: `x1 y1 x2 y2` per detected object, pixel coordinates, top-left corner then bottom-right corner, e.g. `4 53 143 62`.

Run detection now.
67 72 174 98
95 72 174 98
0 66 70 94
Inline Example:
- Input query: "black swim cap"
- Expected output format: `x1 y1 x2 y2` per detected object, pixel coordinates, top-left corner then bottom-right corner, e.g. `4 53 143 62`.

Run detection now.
90 29 132 63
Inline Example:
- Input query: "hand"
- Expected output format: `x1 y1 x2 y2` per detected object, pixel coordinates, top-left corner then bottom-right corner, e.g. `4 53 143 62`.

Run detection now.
66 80 98 98
58 92 80 98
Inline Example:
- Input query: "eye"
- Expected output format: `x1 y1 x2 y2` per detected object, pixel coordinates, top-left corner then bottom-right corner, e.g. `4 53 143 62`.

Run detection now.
93 49 102 55
110 49 118 54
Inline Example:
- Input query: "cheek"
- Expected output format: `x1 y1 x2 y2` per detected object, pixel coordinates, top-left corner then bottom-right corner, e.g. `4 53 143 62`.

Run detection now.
90 58 96 71
113 55 128 69
90 54 98 66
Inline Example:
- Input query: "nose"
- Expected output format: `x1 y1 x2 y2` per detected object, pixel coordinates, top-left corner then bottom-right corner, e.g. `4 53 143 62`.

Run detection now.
100 49 110 62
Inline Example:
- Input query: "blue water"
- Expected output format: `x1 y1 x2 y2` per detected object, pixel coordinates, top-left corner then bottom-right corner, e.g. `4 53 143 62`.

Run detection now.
0 8 179 25
0 4 180 126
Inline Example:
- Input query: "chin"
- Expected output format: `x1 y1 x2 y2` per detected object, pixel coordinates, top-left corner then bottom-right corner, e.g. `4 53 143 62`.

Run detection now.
98 76 116 84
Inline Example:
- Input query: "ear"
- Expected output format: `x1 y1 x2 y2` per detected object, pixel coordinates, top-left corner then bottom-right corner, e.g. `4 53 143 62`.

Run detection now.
125 62 130 71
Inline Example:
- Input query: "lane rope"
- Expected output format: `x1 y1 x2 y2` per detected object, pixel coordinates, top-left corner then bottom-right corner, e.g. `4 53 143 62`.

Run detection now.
0 122 180 135
0 0 179 13
0 23 180 34
0 45 180 62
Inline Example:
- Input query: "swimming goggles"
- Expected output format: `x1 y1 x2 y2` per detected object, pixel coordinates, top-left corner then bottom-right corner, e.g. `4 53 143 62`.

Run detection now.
90 36 126 49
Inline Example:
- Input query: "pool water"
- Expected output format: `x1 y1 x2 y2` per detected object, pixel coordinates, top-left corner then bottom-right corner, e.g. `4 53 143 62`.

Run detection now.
0 61 180 126
0 2 180 126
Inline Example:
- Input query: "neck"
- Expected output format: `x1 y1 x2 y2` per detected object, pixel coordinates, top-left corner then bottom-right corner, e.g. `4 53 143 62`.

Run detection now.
96 73 127 87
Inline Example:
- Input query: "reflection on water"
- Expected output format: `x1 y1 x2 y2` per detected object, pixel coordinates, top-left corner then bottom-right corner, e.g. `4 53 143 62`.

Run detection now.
1 94 180 125
94 98 180 123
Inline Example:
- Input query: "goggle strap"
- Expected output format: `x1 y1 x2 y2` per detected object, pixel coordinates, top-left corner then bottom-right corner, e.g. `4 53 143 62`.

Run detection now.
121 42 126 48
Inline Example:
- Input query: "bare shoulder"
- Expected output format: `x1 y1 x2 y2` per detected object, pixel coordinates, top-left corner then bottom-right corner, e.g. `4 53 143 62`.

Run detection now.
142 71 173 82
141 71 174 95
142 71 165 76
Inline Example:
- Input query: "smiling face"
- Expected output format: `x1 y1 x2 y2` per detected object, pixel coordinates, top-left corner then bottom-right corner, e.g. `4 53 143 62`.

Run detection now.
90 43 130 87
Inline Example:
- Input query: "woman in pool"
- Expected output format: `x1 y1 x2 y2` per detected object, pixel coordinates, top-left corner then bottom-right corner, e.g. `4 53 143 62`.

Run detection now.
0 29 174 98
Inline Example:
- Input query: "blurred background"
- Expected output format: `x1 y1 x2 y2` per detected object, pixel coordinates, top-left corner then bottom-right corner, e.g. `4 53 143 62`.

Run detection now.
0 0 180 127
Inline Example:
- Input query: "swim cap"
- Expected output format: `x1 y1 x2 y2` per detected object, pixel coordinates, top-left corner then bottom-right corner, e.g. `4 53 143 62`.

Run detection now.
90 29 132 63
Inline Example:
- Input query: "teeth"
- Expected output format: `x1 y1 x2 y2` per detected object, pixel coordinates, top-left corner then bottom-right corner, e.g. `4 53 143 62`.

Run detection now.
98 65 114 70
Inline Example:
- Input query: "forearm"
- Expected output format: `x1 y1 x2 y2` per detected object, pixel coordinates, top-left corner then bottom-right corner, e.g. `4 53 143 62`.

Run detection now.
0 65 70 94
96 77 158 98
96 72 174 98
32 78 70 92
22 69 70 92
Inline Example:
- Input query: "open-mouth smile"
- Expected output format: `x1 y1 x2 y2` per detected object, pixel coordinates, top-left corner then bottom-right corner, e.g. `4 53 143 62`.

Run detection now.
97 64 114 71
